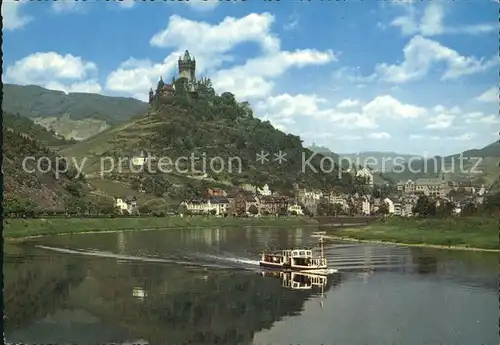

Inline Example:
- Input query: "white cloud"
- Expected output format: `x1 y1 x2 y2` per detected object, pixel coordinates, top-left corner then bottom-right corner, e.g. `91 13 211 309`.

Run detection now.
212 49 335 99
118 0 135 9
106 13 335 101
105 55 180 101
425 113 455 129
2 2 32 30
186 0 219 11
463 112 499 124
52 2 85 13
475 87 497 102
368 132 391 139
391 3 497 37
362 95 427 119
410 133 477 141
337 98 360 109
255 94 430 133
150 13 280 54
409 134 425 140
5 52 102 94
375 35 499 83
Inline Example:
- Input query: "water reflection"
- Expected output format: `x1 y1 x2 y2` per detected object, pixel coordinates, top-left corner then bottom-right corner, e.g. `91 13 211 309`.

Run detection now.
5 227 499 345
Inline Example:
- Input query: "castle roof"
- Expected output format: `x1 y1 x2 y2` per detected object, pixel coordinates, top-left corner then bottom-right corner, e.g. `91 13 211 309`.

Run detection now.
181 50 192 62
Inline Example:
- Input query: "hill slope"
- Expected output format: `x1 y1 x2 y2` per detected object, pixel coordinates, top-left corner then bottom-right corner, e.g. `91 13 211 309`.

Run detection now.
384 141 499 185
3 124 85 212
3 84 148 140
338 151 421 172
3 112 74 149
62 93 352 193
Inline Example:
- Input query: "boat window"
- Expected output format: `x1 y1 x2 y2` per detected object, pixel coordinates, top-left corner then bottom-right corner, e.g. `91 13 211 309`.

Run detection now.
299 251 305 256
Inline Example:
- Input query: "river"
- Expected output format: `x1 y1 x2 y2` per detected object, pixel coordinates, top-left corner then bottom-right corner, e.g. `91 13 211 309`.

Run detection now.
4 226 499 345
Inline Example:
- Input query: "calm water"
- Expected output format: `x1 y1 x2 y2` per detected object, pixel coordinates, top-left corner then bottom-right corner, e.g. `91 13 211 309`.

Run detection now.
4 226 499 345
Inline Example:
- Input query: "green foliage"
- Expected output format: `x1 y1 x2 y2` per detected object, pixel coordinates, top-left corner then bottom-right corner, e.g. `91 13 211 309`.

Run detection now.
412 196 437 217
3 112 72 146
248 204 258 215
378 202 389 215
4 84 147 125
4 197 36 217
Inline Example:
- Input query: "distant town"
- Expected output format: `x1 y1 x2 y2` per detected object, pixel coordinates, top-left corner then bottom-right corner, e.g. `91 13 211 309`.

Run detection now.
114 167 489 218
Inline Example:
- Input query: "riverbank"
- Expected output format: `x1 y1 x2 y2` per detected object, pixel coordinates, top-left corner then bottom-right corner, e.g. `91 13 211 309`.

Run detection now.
4 216 318 240
326 217 499 252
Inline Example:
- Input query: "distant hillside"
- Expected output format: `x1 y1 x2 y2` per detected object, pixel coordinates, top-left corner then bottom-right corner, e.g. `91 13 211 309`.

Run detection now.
308 146 394 184
3 124 85 212
338 151 421 172
62 91 352 193
384 141 499 185
3 112 74 149
3 84 148 140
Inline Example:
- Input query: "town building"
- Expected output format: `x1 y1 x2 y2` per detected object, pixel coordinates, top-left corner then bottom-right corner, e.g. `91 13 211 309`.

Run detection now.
180 196 230 216
287 203 304 216
257 184 272 196
396 175 450 197
115 196 137 214
356 168 374 186
384 198 395 214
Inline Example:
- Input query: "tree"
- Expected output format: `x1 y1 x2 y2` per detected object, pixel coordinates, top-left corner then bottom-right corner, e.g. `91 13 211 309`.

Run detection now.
332 203 343 216
209 209 217 216
179 204 188 215
412 196 436 217
461 202 477 217
248 204 258 216
436 200 454 218
378 202 389 216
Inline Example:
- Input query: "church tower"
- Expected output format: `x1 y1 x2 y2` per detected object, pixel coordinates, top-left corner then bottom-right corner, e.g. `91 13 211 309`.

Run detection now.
178 50 196 85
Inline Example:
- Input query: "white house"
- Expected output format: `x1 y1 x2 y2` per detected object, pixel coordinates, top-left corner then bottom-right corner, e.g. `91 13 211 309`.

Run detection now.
115 197 137 214
361 198 371 215
393 202 402 216
383 198 395 214
257 184 272 196
180 197 230 216
132 150 155 167
356 168 374 186
288 203 304 215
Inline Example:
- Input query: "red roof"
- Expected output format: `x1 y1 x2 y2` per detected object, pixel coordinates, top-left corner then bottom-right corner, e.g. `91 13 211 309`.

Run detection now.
163 84 174 90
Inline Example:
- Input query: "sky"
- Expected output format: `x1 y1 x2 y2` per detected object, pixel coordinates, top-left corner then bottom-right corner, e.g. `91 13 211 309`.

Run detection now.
3 0 499 156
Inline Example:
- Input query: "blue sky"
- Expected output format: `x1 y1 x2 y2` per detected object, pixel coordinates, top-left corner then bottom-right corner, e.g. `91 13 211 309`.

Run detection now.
3 0 498 156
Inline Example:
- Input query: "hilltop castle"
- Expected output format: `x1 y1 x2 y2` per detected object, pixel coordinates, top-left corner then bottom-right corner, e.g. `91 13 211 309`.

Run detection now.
148 50 199 108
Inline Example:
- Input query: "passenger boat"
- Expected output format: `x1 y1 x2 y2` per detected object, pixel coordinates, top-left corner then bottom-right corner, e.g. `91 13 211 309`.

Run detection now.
259 231 337 274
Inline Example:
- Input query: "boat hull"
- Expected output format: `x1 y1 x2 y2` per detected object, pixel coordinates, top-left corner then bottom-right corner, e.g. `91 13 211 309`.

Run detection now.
259 261 332 273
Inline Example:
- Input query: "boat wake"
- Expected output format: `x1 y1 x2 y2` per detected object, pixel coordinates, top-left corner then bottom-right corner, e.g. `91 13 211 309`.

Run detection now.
35 245 260 271
202 254 260 267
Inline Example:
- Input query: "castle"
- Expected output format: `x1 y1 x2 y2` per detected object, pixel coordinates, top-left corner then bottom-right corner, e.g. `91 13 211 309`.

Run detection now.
148 50 199 108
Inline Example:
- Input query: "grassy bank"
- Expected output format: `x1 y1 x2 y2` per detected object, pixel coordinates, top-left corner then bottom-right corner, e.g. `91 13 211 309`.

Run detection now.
327 217 499 251
4 216 318 240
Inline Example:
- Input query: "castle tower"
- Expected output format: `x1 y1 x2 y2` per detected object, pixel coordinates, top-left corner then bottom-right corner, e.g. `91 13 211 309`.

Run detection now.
178 50 196 84
148 88 154 103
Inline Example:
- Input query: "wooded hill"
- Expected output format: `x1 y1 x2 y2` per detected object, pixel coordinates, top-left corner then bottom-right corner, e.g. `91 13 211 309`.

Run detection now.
61 85 360 195
3 84 148 140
